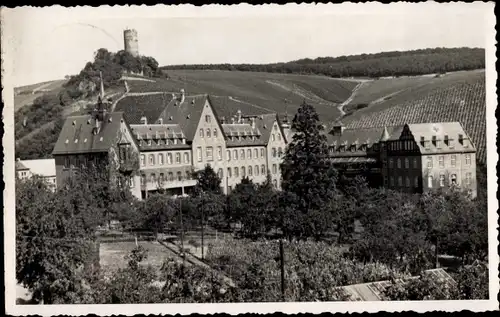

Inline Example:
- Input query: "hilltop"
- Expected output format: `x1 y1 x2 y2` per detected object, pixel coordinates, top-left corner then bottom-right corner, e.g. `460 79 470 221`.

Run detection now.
162 47 485 78
340 70 486 164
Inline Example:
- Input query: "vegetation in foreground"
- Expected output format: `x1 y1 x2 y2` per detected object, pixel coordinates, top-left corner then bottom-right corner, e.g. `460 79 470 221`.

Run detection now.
16 101 488 304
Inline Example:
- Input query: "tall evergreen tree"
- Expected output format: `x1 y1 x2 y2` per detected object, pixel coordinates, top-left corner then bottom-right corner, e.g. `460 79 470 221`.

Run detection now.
280 101 337 213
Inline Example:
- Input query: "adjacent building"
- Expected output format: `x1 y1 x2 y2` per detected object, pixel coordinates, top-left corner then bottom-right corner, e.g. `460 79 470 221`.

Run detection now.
54 88 288 199
52 99 142 199
327 121 477 198
15 158 57 191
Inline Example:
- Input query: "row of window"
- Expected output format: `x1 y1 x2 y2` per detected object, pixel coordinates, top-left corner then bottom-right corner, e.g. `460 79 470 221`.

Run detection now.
271 133 281 142
387 154 472 169
199 128 218 138
388 157 419 169
223 164 280 179
387 172 473 189
140 152 190 167
139 138 186 147
196 146 222 162
426 154 471 168
140 170 192 186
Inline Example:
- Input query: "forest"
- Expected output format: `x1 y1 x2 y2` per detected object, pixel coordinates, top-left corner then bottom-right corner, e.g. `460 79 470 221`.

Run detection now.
161 47 485 78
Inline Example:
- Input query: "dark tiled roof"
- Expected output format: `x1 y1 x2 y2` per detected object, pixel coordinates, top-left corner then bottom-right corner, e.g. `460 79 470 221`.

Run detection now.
130 123 190 151
130 124 186 139
223 120 267 147
326 125 403 158
255 113 279 145
208 95 271 120
52 112 126 155
114 93 174 124
158 95 209 142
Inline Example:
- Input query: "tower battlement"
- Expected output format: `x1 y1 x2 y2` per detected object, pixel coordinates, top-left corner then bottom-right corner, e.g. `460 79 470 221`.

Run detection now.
124 29 139 57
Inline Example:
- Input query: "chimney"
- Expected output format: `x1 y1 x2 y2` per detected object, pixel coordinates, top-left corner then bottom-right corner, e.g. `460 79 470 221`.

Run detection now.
231 117 235 124
221 116 226 124
158 118 163 125
237 109 242 123
180 89 185 103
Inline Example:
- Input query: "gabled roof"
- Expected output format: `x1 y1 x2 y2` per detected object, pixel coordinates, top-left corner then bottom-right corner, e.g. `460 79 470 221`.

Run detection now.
407 122 476 154
52 112 127 155
157 94 209 142
15 159 28 171
114 93 174 124
17 159 56 177
255 113 280 145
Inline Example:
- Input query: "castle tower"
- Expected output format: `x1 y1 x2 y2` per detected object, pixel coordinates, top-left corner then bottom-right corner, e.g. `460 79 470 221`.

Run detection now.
123 29 139 57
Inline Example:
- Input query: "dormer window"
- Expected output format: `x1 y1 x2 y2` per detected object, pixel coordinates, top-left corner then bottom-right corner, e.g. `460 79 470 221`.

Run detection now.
420 136 425 146
140 117 147 125
458 134 464 145
148 140 152 146
174 139 178 145
444 135 449 145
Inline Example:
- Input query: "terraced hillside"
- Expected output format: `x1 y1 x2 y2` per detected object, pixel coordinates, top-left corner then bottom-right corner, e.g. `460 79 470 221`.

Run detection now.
126 70 358 121
14 79 67 112
342 70 487 164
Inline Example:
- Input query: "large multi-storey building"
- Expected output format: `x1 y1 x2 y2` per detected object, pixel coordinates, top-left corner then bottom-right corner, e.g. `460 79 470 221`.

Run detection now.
54 88 288 200
327 121 477 198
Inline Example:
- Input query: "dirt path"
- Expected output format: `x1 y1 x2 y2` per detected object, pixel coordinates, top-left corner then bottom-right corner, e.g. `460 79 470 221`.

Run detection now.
337 82 365 117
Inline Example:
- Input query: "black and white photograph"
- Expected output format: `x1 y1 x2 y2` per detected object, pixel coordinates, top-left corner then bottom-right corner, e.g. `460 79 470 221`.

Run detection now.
2 2 498 315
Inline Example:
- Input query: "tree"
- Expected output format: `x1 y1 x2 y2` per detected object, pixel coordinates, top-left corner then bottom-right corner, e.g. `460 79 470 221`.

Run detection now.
16 177 99 304
140 193 177 239
193 164 222 196
280 101 337 214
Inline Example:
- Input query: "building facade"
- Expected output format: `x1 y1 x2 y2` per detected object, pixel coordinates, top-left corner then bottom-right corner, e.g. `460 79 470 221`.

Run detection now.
54 89 288 199
52 100 142 199
327 122 477 198
15 158 57 191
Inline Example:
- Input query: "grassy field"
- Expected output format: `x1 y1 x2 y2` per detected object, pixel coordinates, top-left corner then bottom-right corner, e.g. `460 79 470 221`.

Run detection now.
127 70 358 122
99 241 179 271
343 70 486 164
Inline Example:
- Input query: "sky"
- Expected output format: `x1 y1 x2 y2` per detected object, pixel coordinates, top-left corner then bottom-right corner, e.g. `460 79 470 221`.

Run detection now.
2 3 494 87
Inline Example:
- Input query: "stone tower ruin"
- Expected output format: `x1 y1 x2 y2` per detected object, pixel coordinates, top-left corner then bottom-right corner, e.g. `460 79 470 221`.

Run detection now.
123 29 139 57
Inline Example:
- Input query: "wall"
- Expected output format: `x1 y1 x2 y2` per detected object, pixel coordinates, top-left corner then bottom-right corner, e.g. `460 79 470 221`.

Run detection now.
139 149 195 193
266 120 287 189
421 152 477 198
387 155 422 193
191 99 227 192
225 145 268 192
